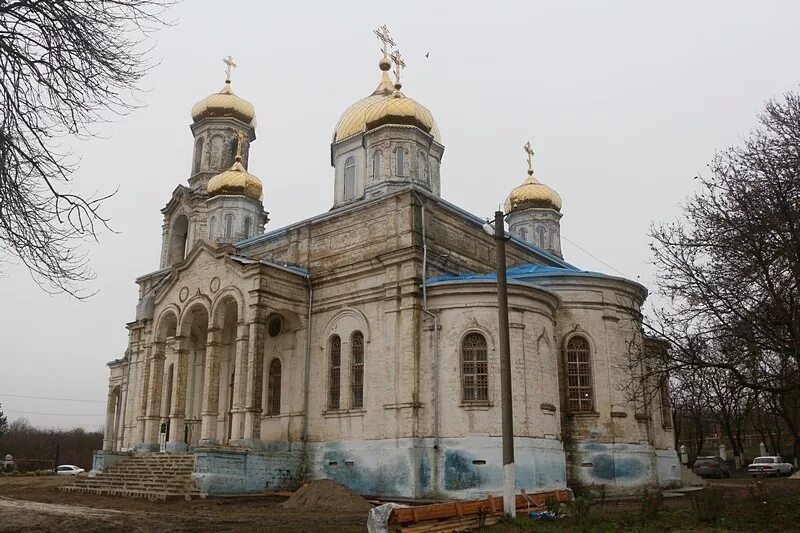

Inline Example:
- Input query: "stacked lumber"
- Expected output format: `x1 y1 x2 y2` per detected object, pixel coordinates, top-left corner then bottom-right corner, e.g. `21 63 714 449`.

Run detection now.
390 489 571 532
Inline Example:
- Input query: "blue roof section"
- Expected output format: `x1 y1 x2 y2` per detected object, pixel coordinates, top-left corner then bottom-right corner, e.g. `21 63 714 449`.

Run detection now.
426 263 614 285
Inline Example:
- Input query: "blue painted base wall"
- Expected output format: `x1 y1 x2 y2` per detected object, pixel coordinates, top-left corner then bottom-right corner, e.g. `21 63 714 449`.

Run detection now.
193 444 305 495
567 442 681 493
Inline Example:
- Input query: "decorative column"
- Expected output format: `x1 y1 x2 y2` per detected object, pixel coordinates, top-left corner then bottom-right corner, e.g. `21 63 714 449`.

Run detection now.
167 336 191 452
229 321 251 443
199 328 222 446
136 355 151 446
142 341 166 451
242 311 267 446
102 387 118 451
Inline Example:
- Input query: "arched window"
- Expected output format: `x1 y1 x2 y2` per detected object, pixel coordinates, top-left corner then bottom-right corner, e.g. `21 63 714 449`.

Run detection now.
224 214 234 238
519 227 528 241
210 135 224 170
209 217 217 240
372 151 381 178
395 147 405 176
328 335 341 410
462 333 488 402
192 138 204 175
243 217 252 239
566 336 594 413
660 381 672 428
537 226 547 248
228 138 239 168
351 331 364 408
169 214 189 265
343 156 356 200
266 358 282 416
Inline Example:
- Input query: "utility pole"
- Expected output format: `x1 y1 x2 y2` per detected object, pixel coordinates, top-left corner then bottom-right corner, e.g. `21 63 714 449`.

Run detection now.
494 210 516 517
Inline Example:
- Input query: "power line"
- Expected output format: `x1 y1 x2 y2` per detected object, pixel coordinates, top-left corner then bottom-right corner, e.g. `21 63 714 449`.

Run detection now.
5 410 104 417
561 233 629 278
0 393 105 404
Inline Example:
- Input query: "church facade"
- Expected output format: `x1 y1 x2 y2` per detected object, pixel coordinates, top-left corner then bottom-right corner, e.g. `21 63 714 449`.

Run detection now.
98 37 680 498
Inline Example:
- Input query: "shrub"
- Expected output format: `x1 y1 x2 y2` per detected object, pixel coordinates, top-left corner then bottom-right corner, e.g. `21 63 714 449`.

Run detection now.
639 487 664 523
572 496 593 532
689 487 726 523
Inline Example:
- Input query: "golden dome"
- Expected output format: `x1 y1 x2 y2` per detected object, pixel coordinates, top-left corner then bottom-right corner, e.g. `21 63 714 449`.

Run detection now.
333 62 441 143
505 171 562 212
207 155 262 201
191 80 255 124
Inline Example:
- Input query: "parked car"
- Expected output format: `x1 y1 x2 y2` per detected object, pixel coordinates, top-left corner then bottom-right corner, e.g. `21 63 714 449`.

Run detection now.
748 456 793 477
56 464 85 475
692 456 731 478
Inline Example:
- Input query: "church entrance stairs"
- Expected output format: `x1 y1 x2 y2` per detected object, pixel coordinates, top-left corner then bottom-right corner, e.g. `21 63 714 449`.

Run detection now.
60 453 204 501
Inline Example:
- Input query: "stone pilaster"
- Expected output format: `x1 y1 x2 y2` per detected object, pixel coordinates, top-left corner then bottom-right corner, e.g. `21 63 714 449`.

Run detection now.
199 328 222 446
102 387 118 451
230 321 251 442
142 341 166 451
242 312 267 445
167 336 191 452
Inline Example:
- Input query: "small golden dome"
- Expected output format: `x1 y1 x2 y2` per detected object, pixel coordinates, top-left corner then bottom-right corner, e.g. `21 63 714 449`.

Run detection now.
333 64 441 143
505 171 562 212
191 80 255 124
207 155 262 201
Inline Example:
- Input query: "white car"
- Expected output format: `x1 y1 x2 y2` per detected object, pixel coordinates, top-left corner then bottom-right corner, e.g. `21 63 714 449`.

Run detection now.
56 464 85 475
747 456 793 477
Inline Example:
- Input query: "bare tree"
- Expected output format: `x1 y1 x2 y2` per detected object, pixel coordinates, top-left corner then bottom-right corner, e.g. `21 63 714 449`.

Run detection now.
643 89 800 394
0 0 173 297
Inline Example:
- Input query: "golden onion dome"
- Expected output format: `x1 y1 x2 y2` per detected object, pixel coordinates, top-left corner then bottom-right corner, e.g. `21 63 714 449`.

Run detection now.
207 155 262 201
333 57 441 143
505 171 562 212
191 80 255 124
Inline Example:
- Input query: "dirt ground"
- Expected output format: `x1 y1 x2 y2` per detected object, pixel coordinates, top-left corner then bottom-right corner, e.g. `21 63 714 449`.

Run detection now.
0 476 368 532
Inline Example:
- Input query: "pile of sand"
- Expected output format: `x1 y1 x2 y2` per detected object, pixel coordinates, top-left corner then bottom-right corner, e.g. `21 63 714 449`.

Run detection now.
281 479 373 512
789 470 800 480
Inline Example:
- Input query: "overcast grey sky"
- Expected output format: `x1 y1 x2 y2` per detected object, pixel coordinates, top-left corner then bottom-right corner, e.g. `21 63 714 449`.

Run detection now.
1 1 799 430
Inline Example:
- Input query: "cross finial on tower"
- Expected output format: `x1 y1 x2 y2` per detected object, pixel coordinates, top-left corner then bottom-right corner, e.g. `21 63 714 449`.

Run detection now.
223 55 237 83
524 141 535 175
390 49 405 88
373 25 395 58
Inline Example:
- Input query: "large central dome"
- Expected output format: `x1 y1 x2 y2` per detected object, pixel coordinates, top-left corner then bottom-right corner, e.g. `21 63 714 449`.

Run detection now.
333 58 441 143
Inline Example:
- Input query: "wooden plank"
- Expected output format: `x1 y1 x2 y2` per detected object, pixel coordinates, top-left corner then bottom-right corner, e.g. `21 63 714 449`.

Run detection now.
390 489 571 525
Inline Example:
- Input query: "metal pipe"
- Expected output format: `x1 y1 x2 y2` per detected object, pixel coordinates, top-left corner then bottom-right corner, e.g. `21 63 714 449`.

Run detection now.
495 210 516 517
301 272 314 455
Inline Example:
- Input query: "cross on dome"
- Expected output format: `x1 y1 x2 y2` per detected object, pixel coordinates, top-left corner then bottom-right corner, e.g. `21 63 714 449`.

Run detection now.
223 55 237 83
390 49 405 88
373 25 395 58
524 140 535 174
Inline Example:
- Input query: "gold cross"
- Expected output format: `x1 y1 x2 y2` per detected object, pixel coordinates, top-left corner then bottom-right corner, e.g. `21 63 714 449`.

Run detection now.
524 141 535 173
390 49 405 86
373 25 395 57
223 55 237 82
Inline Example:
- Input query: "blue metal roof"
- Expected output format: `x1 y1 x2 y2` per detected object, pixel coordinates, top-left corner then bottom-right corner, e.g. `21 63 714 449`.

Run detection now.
426 263 612 284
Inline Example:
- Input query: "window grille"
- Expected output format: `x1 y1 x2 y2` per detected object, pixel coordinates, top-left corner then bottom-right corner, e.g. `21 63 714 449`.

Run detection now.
266 358 281 415
328 335 341 409
351 331 364 408
566 336 594 412
462 333 488 402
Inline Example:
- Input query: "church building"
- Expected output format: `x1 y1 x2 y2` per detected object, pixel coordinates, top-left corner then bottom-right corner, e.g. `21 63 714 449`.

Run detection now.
98 30 680 498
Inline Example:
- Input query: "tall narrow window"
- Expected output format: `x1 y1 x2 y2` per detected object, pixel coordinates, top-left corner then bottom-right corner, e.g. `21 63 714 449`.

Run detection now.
566 336 594 413
243 217 252 239
224 214 234 238
351 331 364 408
328 335 341 410
192 138 204 175
209 217 217 240
343 156 356 200
266 358 281 415
395 147 405 176
537 226 547 248
660 381 672 428
519 227 528 241
372 151 381 178
462 333 488 402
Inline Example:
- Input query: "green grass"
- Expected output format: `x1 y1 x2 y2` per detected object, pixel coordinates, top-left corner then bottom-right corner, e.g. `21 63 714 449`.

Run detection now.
487 478 800 532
